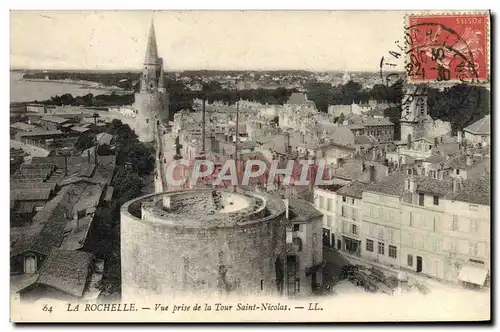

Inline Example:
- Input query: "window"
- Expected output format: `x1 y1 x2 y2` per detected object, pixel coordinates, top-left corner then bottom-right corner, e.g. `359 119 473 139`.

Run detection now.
452 216 458 231
378 227 384 240
342 196 346 203
292 237 302 251
456 169 460 175
352 224 358 235
409 212 413 227
389 245 397 259
341 206 347 218
470 243 478 257
327 215 333 228
146 118 149 124
293 224 300 232
471 219 479 233
418 193 424 206
407 254 413 267
378 242 385 255
351 198 355 205
327 198 333 211
433 195 439 205
366 239 374 252
408 233 413 246
319 196 325 209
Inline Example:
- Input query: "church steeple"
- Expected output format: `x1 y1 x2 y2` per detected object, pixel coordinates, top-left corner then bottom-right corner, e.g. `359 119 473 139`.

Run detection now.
144 20 159 65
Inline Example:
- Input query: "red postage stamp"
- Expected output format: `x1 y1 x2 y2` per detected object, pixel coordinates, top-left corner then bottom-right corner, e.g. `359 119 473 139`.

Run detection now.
405 12 490 83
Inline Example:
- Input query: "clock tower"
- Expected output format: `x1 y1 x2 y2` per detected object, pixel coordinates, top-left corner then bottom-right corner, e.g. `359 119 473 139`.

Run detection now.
400 84 428 142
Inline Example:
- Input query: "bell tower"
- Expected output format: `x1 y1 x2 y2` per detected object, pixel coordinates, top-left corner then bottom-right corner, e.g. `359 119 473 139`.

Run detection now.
400 84 428 142
134 19 169 142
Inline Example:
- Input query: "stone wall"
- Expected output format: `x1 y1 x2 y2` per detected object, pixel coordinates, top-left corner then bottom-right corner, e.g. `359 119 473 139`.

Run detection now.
121 194 286 300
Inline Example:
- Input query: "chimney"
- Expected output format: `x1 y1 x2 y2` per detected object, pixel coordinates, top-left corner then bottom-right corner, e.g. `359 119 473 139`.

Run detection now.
283 198 289 219
452 178 461 192
369 165 376 183
372 148 377 161
406 176 416 192
466 155 473 166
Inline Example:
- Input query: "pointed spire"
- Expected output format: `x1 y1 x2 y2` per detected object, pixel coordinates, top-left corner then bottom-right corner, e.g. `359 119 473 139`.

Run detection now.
144 19 159 64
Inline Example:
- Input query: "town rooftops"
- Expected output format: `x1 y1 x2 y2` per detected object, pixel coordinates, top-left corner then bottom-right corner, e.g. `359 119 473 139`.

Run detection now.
10 122 37 132
41 115 71 124
59 213 95 251
16 130 64 137
355 135 375 145
71 126 90 133
10 187 72 257
287 198 323 223
36 249 94 298
444 176 490 205
11 188 52 201
336 181 368 199
464 115 490 135
364 172 407 197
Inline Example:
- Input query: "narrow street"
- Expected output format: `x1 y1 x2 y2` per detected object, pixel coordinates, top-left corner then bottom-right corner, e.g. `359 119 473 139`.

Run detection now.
322 246 350 285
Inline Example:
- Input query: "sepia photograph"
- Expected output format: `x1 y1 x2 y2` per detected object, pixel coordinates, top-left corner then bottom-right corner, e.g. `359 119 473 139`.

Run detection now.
8 9 491 323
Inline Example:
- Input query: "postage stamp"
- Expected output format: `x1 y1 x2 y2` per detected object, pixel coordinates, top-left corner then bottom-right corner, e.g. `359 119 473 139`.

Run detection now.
405 12 490 83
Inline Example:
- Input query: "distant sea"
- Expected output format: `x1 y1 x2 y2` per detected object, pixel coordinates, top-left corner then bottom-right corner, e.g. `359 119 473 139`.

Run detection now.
10 71 120 103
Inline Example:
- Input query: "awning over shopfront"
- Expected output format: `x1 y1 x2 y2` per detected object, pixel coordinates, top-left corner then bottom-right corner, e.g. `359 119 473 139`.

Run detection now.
457 265 489 286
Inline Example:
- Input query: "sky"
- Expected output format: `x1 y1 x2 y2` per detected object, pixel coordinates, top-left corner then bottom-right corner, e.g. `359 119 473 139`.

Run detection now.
10 11 406 71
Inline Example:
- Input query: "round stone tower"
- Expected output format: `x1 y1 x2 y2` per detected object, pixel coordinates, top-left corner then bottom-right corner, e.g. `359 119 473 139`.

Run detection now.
120 189 287 300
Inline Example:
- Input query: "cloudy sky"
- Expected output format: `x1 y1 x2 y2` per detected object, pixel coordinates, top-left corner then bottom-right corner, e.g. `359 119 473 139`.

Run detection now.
10 11 405 71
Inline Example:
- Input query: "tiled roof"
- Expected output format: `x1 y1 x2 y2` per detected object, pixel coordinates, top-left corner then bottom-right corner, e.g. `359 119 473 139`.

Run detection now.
11 188 52 201
444 177 490 205
364 172 407 196
37 249 94 298
41 115 71 124
423 154 449 164
16 130 64 137
464 115 490 135
415 176 452 196
336 181 367 199
333 159 366 181
287 198 323 223
355 135 375 145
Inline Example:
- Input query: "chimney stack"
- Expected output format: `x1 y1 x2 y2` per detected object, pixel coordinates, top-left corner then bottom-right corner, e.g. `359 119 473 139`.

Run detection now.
466 155 473 166
452 178 462 192
369 165 376 183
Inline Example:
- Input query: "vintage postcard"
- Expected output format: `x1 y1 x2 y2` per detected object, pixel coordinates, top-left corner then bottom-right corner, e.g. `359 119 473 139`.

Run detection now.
9 10 491 323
